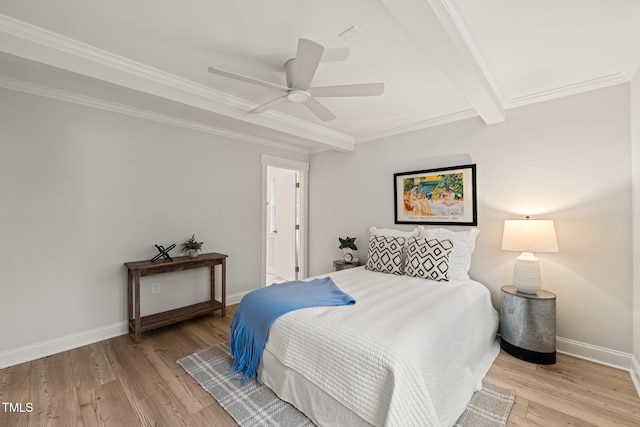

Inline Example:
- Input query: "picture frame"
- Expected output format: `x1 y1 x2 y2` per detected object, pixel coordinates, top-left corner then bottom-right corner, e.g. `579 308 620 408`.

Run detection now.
394 164 477 225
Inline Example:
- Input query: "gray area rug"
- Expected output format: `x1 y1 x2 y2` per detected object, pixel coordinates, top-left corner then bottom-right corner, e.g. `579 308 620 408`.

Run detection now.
178 344 515 427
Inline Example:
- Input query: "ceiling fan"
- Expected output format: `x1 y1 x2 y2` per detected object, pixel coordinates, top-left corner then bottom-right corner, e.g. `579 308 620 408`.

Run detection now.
207 38 385 122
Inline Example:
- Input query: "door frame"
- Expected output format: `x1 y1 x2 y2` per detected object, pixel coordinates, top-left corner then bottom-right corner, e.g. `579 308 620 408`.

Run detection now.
261 154 309 286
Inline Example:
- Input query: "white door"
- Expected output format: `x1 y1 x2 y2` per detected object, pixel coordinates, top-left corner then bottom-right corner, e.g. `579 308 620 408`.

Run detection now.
266 167 298 282
262 155 308 287
273 169 296 281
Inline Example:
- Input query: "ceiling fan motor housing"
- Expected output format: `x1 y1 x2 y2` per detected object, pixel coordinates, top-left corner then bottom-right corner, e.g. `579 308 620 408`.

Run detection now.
287 89 310 103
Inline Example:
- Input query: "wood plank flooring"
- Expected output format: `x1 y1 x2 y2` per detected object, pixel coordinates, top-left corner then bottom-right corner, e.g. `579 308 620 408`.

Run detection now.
1 304 639 426
485 350 640 426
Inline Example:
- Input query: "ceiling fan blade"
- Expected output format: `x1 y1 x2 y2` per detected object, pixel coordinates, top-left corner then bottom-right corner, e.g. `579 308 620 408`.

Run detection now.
291 39 324 89
248 95 288 114
207 67 288 92
304 97 336 122
322 47 350 62
309 82 385 97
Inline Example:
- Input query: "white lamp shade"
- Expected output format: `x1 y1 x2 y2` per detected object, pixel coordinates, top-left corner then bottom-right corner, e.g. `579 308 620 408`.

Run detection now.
502 218 558 294
502 219 559 253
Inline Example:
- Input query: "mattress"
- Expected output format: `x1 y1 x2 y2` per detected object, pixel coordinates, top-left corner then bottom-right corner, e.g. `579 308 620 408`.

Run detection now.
259 266 500 427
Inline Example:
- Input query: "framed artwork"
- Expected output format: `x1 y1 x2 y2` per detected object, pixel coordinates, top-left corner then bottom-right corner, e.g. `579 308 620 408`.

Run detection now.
394 164 477 225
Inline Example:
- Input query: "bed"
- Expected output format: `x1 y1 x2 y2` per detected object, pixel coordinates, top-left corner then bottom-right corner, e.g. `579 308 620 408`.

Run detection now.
258 265 500 426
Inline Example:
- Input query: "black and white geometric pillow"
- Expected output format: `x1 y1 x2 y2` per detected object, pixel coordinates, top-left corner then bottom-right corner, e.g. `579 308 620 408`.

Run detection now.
365 235 406 275
405 237 453 281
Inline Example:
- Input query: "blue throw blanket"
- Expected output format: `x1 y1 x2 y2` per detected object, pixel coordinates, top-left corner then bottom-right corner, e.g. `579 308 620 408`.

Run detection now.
228 277 355 383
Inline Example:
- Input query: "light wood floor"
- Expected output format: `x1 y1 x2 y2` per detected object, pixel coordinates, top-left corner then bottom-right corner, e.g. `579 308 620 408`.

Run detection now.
1 305 639 426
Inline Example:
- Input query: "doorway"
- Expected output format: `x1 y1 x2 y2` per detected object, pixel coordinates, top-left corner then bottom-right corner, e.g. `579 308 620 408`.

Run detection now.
266 167 297 284
261 155 308 287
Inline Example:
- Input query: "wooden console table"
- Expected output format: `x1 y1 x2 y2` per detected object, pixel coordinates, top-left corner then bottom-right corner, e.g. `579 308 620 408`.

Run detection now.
124 252 227 342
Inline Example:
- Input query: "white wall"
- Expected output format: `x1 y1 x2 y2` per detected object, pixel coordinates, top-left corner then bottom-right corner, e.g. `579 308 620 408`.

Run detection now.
309 84 634 361
0 88 307 367
1 81 634 369
631 73 640 382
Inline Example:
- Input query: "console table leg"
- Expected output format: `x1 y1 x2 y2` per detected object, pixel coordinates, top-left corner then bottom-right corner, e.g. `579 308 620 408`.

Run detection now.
134 272 141 343
210 265 216 315
127 270 133 330
221 258 226 318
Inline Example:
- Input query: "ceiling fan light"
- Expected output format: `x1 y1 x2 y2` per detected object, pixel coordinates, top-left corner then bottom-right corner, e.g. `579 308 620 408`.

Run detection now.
287 90 310 103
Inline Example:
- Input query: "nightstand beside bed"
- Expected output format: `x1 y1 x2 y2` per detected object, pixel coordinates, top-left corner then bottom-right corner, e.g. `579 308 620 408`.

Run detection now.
333 258 361 271
500 285 556 364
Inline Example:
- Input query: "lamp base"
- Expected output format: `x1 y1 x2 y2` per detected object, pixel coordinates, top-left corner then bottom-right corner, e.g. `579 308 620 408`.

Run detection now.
512 252 541 294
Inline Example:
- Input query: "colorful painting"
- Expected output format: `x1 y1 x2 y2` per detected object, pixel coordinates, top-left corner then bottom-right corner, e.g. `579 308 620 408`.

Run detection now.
394 164 477 225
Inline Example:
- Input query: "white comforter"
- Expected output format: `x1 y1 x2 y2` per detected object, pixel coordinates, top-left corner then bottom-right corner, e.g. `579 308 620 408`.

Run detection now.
261 267 499 427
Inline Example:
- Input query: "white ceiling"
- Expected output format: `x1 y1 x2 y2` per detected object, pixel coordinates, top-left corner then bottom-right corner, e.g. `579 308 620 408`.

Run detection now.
1 0 640 153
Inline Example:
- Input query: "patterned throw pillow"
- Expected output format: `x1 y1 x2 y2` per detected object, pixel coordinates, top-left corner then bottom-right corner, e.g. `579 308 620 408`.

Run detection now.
418 227 479 281
405 237 454 281
365 235 406 275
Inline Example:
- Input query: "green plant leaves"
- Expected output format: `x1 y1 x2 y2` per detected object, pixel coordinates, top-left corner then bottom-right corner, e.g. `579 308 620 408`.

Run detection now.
338 236 358 251
181 234 203 252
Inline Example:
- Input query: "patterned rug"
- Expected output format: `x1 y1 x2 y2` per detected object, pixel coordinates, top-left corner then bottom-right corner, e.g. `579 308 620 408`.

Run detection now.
178 344 515 427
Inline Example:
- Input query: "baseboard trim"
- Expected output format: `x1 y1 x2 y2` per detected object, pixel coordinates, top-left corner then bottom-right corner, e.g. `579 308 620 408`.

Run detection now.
0 322 129 369
556 336 633 371
550 337 640 397
226 290 250 306
0 293 253 370
631 355 640 397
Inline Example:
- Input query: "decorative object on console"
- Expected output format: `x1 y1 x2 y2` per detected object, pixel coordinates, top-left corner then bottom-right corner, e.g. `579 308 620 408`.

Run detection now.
338 236 358 263
502 217 558 294
151 243 176 262
181 234 204 258
394 164 477 226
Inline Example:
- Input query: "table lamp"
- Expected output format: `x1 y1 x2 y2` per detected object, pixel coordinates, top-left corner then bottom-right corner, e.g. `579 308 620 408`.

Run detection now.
502 217 558 294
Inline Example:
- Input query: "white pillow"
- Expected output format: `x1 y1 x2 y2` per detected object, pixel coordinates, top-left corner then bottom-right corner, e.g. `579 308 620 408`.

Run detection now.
418 227 480 281
369 227 418 238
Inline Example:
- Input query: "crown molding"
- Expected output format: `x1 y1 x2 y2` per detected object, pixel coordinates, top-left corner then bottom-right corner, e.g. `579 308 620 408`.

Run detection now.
0 76 312 154
0 13 354 152
356 69 630 144
622 19 640 80
432 2 633 115
506 73 629 109
356 109 479 143
441 2 633 110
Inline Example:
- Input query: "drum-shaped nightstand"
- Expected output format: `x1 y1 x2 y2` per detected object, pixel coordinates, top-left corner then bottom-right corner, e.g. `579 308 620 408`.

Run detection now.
500 285 556 364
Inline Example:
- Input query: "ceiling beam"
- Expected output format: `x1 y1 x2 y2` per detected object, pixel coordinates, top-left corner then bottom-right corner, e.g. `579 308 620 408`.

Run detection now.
381 0 505 124
0 14 355 152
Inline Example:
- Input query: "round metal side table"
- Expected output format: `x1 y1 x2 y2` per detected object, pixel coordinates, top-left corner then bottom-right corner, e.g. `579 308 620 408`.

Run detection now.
500 285 556 364
333 259 361 271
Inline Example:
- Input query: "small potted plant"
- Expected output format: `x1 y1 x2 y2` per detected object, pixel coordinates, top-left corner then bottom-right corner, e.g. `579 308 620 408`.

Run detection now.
338 236 358 263
181 234 203 258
